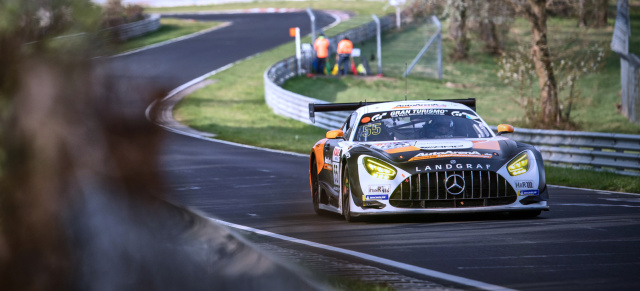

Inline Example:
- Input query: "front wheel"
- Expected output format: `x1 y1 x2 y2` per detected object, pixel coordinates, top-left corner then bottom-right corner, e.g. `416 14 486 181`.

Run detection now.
342 166 358 222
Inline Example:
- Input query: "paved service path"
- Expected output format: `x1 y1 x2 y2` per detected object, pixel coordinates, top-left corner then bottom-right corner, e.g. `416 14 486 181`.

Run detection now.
113 12 640 291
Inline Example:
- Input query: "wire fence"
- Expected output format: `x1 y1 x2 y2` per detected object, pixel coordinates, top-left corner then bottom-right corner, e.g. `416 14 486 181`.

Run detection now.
612 0 640 124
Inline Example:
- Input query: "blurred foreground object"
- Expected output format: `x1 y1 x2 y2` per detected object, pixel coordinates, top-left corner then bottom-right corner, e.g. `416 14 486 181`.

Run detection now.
0 1 328 290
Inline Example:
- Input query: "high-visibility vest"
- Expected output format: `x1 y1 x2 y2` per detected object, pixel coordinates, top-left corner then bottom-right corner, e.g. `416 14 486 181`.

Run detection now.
314 38 330 58
337 39 353 55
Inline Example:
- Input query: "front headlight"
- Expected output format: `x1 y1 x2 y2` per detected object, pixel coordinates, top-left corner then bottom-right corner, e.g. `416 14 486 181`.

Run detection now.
507 152 529 176
363 157 397 180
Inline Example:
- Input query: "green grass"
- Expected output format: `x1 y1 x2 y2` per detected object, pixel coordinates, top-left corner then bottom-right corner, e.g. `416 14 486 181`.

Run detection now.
171 2 640 193
546 166 640 193
114 18 223 53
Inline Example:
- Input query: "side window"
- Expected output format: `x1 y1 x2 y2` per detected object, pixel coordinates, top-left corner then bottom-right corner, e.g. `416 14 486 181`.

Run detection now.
344 112 358 140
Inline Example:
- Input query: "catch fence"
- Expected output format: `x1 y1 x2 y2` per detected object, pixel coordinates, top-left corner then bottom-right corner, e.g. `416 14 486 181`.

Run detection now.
612 0 640 124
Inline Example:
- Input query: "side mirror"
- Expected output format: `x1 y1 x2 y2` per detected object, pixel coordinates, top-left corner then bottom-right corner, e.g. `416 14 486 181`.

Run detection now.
326 130 344 139
497 124 514 135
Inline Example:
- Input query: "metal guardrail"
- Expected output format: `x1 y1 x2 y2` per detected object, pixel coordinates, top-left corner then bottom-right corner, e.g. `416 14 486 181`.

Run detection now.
265 14 396 129
104 14 161 42
264 15 640 176
489 127 640 176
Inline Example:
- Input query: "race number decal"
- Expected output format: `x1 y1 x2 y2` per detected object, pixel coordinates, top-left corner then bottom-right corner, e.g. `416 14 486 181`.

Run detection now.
361 123 382 137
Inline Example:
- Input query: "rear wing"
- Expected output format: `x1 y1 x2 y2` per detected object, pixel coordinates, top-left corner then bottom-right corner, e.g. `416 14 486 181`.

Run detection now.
308 98 476 123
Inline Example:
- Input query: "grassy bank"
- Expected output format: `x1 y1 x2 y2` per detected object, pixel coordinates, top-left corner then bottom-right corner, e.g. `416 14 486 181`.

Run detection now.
171 2 640 193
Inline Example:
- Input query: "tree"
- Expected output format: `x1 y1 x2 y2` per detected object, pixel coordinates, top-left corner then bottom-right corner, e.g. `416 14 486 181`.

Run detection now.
446 0 469 60
593 0 609 27
575 0 609 28
472 0 515 55
507 0 559 126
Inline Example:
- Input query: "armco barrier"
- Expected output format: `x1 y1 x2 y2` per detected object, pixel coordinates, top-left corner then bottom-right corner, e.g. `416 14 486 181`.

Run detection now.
104 14 161 42
264 15 640 176
490 126 640 176
265 14 396 129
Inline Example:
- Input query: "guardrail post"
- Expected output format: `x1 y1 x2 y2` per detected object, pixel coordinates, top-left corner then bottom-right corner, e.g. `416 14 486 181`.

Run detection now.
372 15 383 76
306 8 316 44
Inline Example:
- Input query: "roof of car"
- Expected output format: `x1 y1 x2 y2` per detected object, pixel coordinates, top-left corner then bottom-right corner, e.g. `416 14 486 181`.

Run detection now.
355 100 474 115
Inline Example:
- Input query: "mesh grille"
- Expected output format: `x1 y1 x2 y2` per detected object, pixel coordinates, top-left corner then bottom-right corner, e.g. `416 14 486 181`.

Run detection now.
390 170 517 208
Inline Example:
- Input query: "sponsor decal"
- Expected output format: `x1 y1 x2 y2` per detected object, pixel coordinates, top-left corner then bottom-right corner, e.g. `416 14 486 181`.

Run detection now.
365 195 389 200
416 164 491 172
324 157 331 164
451 111 479 120
333 147 341 162
333 162 340 185
371 112 387 121
390 109 447 118
515 180 534 189
361 116 371 123
409 150 492 161
415 140 473 150
373 141 413 151
368 185 390 194
519 189 539 196
323 163 333 171
392 104 447 109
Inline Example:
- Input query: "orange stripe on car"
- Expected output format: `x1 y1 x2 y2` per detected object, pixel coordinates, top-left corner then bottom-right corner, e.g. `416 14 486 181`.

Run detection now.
313 139 327 174
472 140 501 150
385 146 420 154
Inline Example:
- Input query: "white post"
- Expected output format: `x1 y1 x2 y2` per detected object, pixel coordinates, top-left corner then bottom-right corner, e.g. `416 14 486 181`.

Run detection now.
295 27 301 75
306 8 316 44
372 15 382 76
389 0 405 29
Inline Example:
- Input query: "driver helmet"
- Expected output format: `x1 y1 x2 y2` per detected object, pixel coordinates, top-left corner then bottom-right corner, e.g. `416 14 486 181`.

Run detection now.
435 117 454 135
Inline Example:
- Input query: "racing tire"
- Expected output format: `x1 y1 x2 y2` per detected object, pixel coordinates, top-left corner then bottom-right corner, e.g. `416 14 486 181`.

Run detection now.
311 160 322 215
342 166 358 222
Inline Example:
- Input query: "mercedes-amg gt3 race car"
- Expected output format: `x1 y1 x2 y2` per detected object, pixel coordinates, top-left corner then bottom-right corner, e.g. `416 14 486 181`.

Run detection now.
308 99 549 222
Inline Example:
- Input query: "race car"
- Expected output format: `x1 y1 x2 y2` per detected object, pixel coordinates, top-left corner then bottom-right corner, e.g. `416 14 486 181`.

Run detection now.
308 99 549 222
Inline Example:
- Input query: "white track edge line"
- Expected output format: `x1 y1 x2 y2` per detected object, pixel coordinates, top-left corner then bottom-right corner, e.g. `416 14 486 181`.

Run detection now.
211 218 516 291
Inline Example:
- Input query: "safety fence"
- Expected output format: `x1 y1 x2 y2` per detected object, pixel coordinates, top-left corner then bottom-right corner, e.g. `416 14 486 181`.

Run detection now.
264 13 640 176
490 127 640 176
103 14 161 42
265 14 396 128
612 0 640 124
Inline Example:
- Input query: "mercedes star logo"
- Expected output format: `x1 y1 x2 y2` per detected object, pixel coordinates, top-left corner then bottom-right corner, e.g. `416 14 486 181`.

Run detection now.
445 174 465 195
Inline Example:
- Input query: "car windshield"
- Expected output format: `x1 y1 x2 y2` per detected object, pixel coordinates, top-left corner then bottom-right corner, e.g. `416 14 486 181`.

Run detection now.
353 109 493 142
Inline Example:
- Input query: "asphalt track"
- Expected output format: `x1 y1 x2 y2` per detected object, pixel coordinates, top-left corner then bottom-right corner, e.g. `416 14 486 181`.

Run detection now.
116 12 640 290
